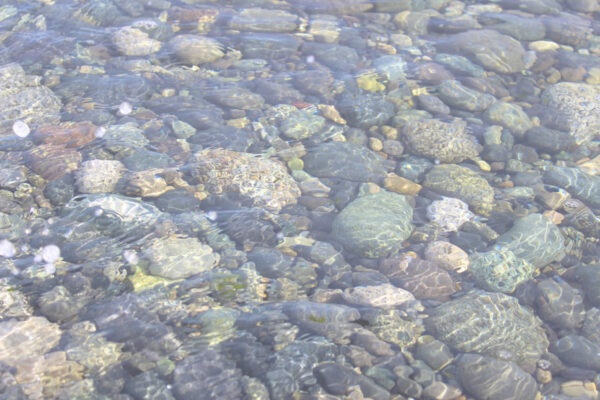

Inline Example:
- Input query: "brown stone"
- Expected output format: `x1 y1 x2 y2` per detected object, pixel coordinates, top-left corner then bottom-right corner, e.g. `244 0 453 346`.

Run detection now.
27 144 81 180
383 173 421 195
32 122 97 148
543 210 565 225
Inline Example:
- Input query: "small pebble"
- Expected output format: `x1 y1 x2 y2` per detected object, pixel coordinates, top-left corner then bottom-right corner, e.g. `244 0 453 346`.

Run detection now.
369 137 383 152
12 120 30 138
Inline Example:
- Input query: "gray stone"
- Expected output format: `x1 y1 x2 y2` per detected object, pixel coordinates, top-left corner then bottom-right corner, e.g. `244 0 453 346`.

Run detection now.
332 191 414 258
279 110 325 140
425 290 549 368
469 249 535 293
169 35 224 65
456 353 538 400
436 80 495 112
541 82 600 144
480 12 546 41
143 236 219 280
485 102 533 137
435 29 527 74
535 278 585 330
495 213 565 269
551 335 600 370
314 363 390 400
543 166 600 208
229 8 298 32
0 63 62 134
337 93 395 128
303 141 393 182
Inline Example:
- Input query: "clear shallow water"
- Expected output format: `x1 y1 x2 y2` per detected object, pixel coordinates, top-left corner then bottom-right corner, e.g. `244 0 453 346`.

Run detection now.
1 0 600 399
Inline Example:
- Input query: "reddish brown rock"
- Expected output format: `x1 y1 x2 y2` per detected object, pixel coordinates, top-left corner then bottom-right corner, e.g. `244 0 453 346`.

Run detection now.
27 144 81 180
32 122 97 148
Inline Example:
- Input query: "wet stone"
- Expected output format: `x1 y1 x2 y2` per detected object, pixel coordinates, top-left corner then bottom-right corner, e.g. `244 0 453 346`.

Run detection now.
153 189 201 213
543 165 600 208
542 13 590 47
75 159 124 194
32 122 98 148
237 33 301 59
524 126 575 154
541 82 600 145
282 301 360 325
379 256 457 300
191 148 300 213
582 307 600 345
0 317 62 366
484 102 534 137
552 335 600 371
424 241 469 273
402 118 481 163
469 248 536 293
495 213 565 269
342 284 415 308
27 144 81 181
416 335 454 371
0 63 62 134
396 156 433 183
425 290 549 368
436 80 495 112
302 42 360 73
426 196 474 233
229 8 298 32
423 164 495 215
142 236 219 280
416 94 450 115
221 210 279 250
535 278 585 330
436 29 528 74
293 69 335 100
168 34 224 65
314 362 390 400
279 109 325 140
188 126 253 152
37 285 85 322
456 353 538 400
573 265 600 307
112 25 162 56
303 141 393 183
206 87 265 110
480 12 546 41
125 371 174 400
173 350 244 400
362 308 423 348
332 191 414 258
337 93 395 128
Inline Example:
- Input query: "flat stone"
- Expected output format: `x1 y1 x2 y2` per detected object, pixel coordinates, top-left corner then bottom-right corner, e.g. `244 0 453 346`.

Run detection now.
332 191 414 258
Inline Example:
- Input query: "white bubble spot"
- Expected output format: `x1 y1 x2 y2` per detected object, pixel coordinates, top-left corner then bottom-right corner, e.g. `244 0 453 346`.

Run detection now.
41 244 61 263
95 126 106 138
0 240 16 258
12 120 30 138
44 263 56 274
118 101 133 115
123 250 138 264
206 211 217 221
